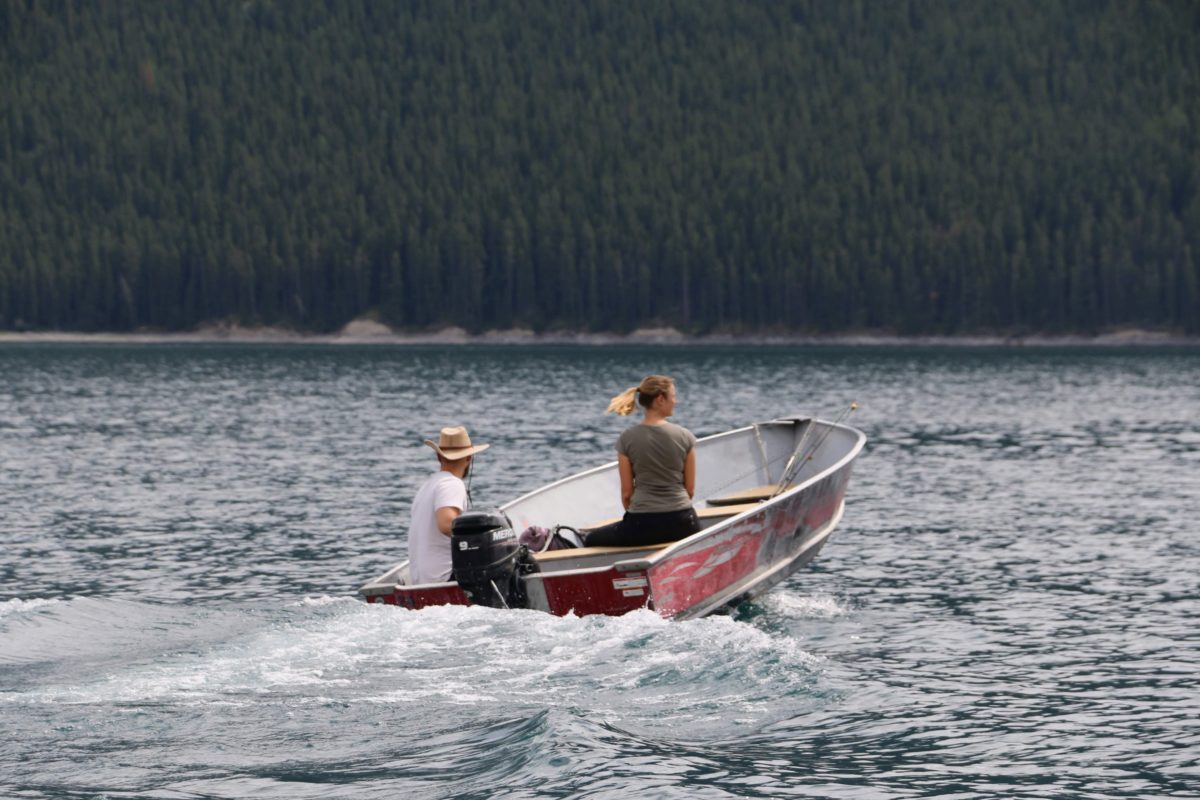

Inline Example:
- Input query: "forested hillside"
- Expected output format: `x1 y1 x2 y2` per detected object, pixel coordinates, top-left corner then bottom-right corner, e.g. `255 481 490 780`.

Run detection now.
1 0 1197 334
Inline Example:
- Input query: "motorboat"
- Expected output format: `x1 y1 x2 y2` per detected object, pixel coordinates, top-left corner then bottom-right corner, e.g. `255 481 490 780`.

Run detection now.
359 415 865 620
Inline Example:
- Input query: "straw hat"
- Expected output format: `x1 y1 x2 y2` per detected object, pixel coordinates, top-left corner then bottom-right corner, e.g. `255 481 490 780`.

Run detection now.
424 426 490 460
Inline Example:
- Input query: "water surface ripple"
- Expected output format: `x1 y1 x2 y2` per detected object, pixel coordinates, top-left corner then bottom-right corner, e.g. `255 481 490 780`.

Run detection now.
1 344 1197 798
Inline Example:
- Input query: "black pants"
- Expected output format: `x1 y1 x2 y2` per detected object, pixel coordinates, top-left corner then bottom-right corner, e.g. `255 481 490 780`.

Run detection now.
586 507 700 547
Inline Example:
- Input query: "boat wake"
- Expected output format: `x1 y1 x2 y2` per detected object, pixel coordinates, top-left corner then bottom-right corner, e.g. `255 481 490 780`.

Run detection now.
1 593 855 797
1 594 831 735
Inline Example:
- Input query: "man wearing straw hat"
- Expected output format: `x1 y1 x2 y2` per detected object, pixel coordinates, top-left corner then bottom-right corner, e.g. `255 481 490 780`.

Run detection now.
407 426 490 585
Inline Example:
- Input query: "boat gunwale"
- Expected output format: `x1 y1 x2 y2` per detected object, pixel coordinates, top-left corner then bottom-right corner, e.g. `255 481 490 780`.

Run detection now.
523 498 846 589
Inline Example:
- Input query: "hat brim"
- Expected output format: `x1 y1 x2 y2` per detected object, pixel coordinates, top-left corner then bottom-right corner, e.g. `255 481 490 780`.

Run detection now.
424 441 490 461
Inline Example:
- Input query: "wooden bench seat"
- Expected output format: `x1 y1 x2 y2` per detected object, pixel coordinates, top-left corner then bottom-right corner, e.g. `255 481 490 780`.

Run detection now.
533 543 669 562
579 501 762 533
706 484 788 506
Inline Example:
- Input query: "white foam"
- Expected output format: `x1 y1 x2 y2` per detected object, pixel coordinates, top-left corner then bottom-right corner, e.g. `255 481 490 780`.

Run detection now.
0 597 61 619
294 595 360 608
6 598 823 733
760 590 851 619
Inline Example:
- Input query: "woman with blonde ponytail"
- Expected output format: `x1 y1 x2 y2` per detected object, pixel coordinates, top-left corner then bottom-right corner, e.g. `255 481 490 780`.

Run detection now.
589 375 700 547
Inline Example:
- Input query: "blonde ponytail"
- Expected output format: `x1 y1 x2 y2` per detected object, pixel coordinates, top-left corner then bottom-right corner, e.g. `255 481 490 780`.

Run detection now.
606 386 639 416
606 375 674 415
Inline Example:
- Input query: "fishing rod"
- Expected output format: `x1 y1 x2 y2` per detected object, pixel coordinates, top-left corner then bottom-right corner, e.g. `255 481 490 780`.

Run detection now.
773 420 815 497
772 402 858 497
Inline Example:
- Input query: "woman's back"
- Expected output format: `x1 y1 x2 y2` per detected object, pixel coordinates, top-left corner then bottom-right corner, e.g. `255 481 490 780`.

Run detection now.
617 422 697 513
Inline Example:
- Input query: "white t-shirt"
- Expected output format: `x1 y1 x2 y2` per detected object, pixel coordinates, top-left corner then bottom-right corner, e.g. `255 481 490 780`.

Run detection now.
407 470 469 584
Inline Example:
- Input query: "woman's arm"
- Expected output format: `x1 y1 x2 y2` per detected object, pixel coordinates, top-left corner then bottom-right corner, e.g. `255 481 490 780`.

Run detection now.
618 453 634 510
683 448 696 500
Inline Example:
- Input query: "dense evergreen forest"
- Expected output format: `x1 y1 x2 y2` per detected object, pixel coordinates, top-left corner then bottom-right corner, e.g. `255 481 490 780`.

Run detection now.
0 0 1197 334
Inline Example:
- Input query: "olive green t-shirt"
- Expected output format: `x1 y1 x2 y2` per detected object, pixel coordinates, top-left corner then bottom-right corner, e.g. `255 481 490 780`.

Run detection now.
616 422 698 513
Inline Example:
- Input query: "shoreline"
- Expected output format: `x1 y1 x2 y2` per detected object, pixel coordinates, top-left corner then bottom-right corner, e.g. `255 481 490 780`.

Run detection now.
0 323 1196 348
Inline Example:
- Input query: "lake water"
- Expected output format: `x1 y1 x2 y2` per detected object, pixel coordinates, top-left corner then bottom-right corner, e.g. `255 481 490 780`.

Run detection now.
1 343 1197 799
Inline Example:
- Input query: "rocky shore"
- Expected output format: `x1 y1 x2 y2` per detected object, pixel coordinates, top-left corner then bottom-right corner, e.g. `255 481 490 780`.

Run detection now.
0 319 1195 347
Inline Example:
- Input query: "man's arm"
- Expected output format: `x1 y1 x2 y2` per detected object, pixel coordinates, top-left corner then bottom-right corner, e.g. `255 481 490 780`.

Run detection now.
435 506 462 537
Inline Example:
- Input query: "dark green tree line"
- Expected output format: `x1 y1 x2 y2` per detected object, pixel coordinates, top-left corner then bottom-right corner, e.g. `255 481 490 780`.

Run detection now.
0 0 1197 334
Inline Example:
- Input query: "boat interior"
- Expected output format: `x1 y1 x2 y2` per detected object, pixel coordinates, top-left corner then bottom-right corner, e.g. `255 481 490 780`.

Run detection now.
514 417 863 572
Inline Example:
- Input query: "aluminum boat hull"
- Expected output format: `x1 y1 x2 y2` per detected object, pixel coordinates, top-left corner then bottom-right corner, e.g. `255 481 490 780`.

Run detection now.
359 416 865 619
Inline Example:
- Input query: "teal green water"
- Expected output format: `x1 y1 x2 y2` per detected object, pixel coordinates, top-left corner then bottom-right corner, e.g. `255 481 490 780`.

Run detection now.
2 344 1198 798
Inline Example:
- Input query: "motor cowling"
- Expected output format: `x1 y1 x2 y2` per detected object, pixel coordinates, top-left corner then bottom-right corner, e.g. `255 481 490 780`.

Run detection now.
450 510 536 608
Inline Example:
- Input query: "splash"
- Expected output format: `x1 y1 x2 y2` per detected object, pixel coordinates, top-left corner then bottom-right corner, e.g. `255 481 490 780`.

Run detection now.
760 590 852 619
0 597 61 619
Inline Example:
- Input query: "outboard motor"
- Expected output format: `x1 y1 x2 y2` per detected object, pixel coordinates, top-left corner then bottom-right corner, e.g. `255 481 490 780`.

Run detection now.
450 510 537 608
